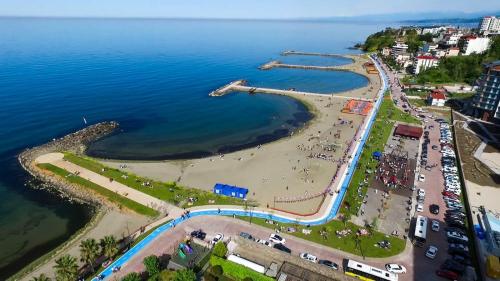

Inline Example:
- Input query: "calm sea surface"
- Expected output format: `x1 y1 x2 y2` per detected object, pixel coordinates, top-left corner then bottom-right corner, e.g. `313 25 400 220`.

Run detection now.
0 17 386 278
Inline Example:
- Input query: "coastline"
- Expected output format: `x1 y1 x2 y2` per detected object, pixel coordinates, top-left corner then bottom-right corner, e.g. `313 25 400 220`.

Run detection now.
13 53 380 279
13 122 122 280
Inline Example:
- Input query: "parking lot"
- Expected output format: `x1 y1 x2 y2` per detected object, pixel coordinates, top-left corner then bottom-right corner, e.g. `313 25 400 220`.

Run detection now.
383 60 475 281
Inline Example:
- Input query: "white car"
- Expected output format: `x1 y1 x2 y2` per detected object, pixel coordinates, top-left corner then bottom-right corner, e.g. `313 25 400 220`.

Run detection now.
257 239 272 247
431 220 440 232
426 245 438 259
300 253 318 263
211 233 224 244
418 175 425 182
416 204 424 212
269 233 285 244
417 189 426 197
385 263 407 274
446 231 469 242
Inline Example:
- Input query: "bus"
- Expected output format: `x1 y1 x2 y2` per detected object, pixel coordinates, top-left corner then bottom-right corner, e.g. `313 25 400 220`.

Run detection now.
227 254 266 274
344 259 398 281
413 215 428 247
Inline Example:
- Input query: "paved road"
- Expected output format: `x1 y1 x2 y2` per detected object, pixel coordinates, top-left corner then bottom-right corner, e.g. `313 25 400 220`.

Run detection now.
110 216 415 281
382 62 454 281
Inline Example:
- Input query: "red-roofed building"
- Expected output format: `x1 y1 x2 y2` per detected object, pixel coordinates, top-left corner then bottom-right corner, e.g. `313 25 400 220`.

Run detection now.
427 89 447 106
414 55 439 74
394 124 423 139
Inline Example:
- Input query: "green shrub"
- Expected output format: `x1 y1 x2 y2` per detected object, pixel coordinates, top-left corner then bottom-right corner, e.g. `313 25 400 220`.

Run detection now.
212 242 228 258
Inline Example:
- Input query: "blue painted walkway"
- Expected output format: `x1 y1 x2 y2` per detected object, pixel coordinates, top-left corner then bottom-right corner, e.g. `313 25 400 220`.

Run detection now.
94 54 389 280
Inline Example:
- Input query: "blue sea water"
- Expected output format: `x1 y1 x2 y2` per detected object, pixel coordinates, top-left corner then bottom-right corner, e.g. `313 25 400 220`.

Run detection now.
0 17 386 278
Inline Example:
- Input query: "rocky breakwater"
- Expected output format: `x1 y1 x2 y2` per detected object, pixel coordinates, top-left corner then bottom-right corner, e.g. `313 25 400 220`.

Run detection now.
18 121 119 206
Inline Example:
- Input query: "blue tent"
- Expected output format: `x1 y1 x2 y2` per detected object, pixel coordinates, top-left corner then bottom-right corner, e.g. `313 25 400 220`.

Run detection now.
214 183 248 199
372 151 382 160
213 183 249 199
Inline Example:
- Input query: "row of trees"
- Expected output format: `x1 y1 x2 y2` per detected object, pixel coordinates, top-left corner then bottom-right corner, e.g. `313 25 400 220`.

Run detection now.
31 235 119 281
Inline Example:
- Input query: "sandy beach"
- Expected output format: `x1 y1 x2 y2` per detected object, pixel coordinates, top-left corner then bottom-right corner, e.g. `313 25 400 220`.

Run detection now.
100 54 381 214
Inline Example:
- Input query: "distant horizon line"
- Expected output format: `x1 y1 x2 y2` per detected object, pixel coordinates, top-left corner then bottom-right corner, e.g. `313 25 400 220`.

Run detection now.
0 10 495 23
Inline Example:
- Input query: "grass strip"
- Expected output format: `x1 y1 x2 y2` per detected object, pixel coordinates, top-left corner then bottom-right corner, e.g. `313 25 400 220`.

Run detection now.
38 163 158 217
209 256 274 281
63 153 250 208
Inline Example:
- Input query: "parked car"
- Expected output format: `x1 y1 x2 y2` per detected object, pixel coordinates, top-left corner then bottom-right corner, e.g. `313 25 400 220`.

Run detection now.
211 233 224 244
385 264 407 274
432 220 440 232
435 269 459 280
190 229 206 240
273 243 291 254
269 233 285 244
417 204 424 212
239 232 253 240
300 253 318 263
257 239 272 247
441 259 465 274
318 260 339 270
426 245 438 259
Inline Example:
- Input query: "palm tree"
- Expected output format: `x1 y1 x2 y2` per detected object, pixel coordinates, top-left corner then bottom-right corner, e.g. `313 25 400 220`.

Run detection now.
100 235 118 260
54 254 78 281
31 273 51 281
79 238 100 272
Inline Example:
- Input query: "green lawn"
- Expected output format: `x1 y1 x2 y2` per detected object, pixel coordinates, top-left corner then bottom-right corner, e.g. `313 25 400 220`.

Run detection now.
408 98 427 108
38 163 158 217
235 216 405 258
63 153 253 208
209 256 274 281
341 92 420 217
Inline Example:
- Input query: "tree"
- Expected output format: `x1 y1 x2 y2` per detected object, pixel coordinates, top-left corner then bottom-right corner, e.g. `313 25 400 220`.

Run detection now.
122 272 141 281
173 269 196 281
212 241 227 258
54 254 78 281
212 265 223 277
100 235 118 259
143 255 161 277
79 238 100 272
31 274 51 281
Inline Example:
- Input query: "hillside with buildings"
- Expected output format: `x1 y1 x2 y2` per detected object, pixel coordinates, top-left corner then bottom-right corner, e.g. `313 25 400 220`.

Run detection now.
366 15 500 122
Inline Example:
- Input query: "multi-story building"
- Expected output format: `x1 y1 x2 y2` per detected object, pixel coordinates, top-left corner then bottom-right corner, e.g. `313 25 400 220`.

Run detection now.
441 32 463 46
479 16 500 34
422 43 438 53
472 61 500 120
391 41 408 57
413 55 439 74
460 35 491 55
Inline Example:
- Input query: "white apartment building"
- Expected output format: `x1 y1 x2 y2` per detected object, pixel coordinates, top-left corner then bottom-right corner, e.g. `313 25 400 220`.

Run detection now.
414 55 439 74
442 32 463 46
461 36 491 55
479 16 500 34
391 41 408 57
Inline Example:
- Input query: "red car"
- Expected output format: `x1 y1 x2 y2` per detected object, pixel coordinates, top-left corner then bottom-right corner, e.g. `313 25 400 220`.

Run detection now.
442 191 459 198
436 269 459 280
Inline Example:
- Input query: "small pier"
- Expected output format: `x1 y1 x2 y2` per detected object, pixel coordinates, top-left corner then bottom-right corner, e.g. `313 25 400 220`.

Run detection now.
209 81 372 102
209 80 247 96
258 61 354 72
281 50 347 58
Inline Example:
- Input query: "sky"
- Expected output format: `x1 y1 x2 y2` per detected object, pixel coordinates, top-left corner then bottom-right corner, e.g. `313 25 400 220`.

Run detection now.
0 0 498 19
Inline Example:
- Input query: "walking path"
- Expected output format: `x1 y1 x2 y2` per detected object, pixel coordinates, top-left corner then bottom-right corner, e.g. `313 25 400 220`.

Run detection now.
35 153 182 216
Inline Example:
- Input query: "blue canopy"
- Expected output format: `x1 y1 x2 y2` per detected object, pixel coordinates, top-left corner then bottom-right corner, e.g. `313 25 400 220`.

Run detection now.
213 183 249 199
